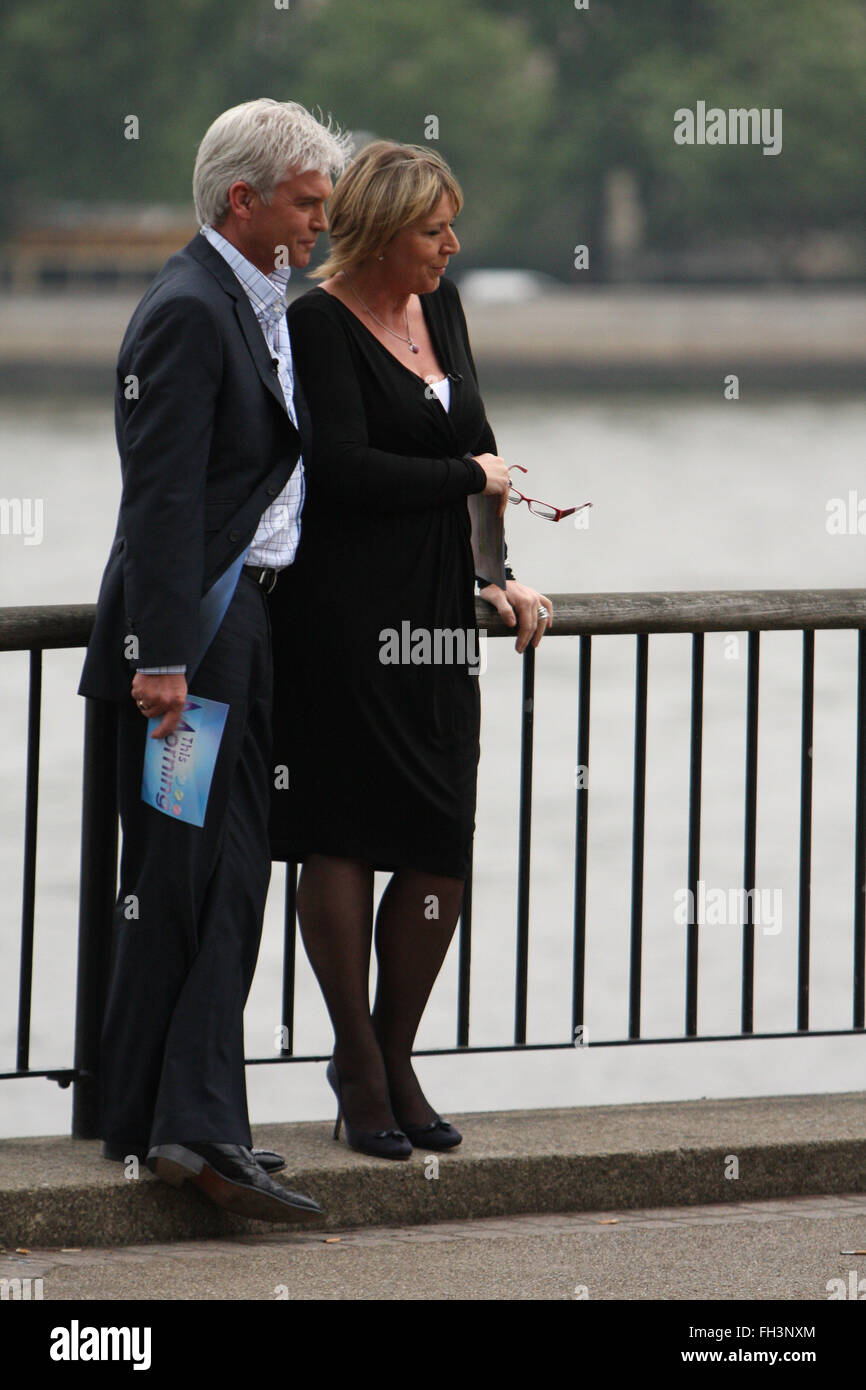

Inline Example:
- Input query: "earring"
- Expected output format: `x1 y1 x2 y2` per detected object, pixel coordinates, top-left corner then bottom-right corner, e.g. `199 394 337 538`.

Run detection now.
377 254 385 261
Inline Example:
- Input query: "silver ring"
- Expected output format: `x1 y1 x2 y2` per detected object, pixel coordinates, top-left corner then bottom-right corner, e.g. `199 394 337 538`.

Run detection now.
537 606 548 620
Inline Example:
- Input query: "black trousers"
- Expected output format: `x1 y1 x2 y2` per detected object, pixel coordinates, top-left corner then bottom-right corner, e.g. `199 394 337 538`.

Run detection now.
100 572 273 1152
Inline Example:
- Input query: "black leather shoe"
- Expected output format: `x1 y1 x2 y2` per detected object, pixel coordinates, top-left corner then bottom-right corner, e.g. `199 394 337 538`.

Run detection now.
146 1142 322 1223
103 1140 286 1173
397 1117 462 1151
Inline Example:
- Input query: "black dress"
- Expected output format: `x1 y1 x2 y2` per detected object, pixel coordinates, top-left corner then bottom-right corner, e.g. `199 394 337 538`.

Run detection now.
268 275 498 879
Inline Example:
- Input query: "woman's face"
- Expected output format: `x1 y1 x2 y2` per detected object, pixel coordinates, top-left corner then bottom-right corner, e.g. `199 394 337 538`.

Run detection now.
382 192 460 294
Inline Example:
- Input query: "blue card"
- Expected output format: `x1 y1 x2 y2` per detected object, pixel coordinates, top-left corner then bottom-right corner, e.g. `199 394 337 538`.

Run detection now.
140 694 229 827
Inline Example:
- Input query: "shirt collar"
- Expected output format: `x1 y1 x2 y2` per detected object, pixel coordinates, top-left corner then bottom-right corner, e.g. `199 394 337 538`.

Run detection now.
201 225 291 323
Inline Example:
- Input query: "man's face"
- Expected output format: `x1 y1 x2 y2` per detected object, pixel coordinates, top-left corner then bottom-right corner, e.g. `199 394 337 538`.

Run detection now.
229 168 332 274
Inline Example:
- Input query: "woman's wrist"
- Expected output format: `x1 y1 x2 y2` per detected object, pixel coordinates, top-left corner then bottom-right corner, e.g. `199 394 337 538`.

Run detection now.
462 452 488 493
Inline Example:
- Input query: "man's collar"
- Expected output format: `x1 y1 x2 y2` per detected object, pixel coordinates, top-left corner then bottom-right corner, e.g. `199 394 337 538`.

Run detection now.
201 225 292 311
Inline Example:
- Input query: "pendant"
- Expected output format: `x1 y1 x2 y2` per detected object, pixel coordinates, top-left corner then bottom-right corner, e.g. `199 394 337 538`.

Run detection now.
409 341 419 353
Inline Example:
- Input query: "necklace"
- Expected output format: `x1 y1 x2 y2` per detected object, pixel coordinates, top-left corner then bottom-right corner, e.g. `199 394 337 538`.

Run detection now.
343 272 420 353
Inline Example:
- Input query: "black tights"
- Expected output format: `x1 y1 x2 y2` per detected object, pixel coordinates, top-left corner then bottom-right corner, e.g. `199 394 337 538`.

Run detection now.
296 854 465 1130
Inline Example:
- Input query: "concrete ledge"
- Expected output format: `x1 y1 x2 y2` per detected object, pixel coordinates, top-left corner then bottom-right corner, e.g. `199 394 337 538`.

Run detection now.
2 1092 865 1248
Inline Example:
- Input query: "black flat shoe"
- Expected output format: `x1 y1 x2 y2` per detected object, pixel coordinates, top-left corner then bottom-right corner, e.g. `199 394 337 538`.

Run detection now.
146 1142 322 1223
103 1140 286 1174
397 1117 462 1151
326 1060 413 1161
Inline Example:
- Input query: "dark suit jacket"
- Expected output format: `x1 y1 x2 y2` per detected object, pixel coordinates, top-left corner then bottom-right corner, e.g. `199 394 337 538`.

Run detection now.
79 232 311 702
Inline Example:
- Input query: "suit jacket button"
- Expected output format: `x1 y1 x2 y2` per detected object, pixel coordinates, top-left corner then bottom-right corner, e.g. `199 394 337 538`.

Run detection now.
229 530 240 542
266 485 279 496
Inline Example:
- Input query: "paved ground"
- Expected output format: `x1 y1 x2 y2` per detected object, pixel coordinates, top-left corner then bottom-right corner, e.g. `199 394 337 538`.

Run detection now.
3 1192 865 1300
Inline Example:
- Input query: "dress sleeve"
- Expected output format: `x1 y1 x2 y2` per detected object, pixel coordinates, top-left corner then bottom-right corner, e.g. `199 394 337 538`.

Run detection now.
287 297 487 516
445 281 518 585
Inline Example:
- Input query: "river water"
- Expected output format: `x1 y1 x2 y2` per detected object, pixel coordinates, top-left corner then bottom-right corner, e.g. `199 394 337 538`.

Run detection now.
2 389 865 1137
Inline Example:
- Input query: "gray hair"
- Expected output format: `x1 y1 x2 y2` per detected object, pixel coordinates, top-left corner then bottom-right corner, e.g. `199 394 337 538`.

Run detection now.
193 98 353 227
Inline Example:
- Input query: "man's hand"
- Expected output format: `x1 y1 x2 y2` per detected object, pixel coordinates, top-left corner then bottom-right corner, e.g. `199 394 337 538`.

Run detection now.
478 580 553 654
130 673 189 739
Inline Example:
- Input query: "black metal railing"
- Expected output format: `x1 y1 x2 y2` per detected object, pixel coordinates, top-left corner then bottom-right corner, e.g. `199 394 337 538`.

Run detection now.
3 590 866 1139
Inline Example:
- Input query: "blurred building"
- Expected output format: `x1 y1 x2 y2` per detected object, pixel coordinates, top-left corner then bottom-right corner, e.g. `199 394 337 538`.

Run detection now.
1 204 198 291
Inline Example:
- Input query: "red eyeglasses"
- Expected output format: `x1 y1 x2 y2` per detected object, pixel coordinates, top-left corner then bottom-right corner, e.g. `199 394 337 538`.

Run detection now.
507 466 592 523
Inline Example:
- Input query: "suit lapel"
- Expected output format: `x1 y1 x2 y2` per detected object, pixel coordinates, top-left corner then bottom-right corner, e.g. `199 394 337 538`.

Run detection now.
184 233 298 432
232 298 292 419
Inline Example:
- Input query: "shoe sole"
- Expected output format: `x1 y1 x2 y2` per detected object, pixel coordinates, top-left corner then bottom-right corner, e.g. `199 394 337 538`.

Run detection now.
404 1134 462 1151
408 1140 462 1152
108 1141 285 1173
344 1140 413 1160
148 1146 321 1224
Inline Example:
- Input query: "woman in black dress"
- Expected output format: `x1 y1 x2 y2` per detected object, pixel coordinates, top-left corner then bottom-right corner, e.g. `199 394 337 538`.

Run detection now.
269 142 551 1157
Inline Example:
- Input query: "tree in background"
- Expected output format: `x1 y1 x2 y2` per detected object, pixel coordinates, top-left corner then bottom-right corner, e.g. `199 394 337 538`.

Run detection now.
477 0 866 275
0 0 550 261
0 0 863 276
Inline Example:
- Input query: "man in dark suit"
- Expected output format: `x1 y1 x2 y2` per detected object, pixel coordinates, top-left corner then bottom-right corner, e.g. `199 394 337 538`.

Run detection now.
79 99 350 1222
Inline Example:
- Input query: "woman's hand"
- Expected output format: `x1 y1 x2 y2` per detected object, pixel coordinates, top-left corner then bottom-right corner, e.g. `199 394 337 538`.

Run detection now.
473 453 511 517
478 580 553 654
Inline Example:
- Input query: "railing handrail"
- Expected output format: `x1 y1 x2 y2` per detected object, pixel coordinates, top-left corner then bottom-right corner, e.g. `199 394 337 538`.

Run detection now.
0 606 95 651
5 589 866 652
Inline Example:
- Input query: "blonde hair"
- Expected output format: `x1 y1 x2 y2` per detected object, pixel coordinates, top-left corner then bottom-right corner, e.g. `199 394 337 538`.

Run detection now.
314 141 463 279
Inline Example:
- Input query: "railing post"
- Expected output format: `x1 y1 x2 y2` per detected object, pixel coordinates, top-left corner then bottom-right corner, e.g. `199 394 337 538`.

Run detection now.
685 633 704 1036
854 632 866 1028
741 631 760 1034
72 697 118 1139
281 863 298 1056
17 651 42 1071
628 634 649 1039
457 849 473 1047
514 644 535 1044
572 634 592 1044
797 630 815 1030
